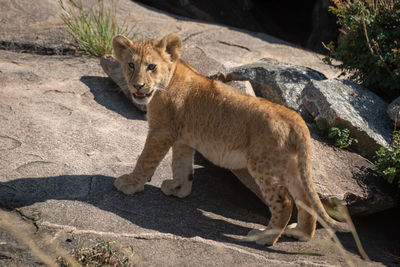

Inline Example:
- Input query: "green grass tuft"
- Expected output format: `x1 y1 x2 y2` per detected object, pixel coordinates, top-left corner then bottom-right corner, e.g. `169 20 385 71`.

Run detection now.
59 0 136 57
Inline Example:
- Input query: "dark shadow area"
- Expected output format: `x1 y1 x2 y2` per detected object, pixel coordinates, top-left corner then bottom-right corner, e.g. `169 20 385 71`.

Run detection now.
0 172 259 243
133 0 293 47
348 167 399 214
338 207 400 267
80 75 146 121
130 0 338 53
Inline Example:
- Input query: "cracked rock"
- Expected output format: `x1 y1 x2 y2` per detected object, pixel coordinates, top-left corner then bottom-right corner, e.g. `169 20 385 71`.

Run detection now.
225 81 255 97
302 79 393 157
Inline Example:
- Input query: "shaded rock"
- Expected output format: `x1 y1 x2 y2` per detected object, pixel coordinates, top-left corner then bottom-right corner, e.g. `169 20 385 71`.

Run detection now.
302 79 392 157
387 97 400 126
225 80 255 97
306 0 339 53
225 58 326 117
309 135 398 216
135 0 338 52
231 135 398 217
100 55 147 112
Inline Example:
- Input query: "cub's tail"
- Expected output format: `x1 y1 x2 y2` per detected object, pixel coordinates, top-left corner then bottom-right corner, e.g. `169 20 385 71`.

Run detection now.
295 128 351 232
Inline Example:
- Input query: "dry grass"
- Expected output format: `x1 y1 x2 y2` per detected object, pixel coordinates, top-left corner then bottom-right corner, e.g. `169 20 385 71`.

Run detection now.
57 237 135 267
0 209 135 266
295 201 370 267
0 209 78 267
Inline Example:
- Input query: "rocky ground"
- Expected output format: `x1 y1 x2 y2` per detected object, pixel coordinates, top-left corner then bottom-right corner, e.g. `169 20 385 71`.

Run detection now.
1 0 399 266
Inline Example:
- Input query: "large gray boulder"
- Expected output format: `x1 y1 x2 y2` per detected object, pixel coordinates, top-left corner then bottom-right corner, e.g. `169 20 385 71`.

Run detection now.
225 58 326 117
302 79 393 157
387 96 400 126
181 46 226 79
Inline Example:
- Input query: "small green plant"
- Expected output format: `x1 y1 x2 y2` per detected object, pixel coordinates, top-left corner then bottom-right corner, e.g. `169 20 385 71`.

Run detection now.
328 125 359 149
310 118 358 149
59 0 136 57
324 0 400 102
374 130 400 188
309 117 330 135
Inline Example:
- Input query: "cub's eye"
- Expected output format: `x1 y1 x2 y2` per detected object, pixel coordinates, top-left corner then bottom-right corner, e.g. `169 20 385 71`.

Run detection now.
128 62 135 69
147 64 157 71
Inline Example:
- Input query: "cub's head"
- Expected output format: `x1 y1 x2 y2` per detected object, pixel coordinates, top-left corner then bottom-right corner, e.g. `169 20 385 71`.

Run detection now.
112 33 182 105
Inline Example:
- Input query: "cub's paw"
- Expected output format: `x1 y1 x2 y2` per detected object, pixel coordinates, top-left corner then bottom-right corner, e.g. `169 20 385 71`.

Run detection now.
244 228 280 246
114 174 144 195
283 223 311 242
161 179 192 198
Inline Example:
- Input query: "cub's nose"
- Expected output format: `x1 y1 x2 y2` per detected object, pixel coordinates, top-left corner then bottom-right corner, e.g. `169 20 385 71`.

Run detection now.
133 83 145 90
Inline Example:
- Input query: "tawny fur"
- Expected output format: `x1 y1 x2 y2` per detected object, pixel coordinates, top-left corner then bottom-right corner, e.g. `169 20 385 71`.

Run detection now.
112 33 350 246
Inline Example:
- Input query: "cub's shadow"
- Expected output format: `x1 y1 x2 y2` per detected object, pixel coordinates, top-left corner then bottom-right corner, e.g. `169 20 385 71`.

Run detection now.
80 76 146 121
0 165 306 254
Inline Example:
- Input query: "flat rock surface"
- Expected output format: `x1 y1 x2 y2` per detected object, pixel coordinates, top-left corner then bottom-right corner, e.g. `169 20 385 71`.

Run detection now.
0 50 399 267
0 0 77 54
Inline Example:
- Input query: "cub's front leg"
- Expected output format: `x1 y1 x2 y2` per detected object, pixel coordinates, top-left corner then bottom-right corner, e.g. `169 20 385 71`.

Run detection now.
161 143 194 198
114 132 173 195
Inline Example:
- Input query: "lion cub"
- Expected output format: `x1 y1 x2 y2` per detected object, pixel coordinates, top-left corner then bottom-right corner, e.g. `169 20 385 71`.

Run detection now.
112 33 350 246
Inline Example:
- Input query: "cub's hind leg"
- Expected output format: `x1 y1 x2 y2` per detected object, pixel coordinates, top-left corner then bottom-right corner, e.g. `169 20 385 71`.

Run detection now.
246 158 293 246
284 156 317 241
231 169 265 203
161 143 194 198
246 180 293 246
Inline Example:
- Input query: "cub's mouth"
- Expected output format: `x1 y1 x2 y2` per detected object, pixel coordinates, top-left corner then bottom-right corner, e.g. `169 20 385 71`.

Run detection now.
133 90 154 99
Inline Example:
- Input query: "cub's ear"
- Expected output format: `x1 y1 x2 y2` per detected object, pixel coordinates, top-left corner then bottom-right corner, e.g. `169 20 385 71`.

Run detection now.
112 35 132 61
157 33 182 62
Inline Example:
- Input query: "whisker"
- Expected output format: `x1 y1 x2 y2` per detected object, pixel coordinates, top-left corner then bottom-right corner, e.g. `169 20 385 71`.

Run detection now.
154 85 167 92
